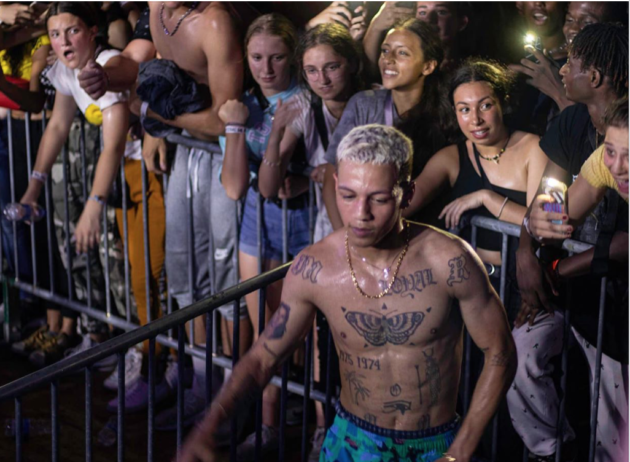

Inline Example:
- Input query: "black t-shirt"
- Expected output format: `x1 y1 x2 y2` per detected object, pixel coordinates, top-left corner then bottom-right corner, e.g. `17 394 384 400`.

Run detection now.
539 103 627 364
131 7 152 43
540 103 597 178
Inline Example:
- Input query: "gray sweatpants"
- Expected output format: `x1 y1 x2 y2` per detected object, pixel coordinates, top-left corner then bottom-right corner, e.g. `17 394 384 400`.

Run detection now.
165 143 246 319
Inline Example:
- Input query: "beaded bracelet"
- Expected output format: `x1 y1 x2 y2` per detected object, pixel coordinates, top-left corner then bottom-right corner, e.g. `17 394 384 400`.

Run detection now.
261 155 281 168
31 171 48 183
225 124 245 134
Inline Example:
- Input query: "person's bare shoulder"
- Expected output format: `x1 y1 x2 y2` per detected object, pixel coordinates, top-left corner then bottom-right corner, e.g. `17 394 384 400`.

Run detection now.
407 222 479 280
197 3 239 35
285 229 345 289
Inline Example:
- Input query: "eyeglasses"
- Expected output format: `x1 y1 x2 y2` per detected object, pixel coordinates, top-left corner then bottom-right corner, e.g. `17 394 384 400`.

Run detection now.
302 63 345 82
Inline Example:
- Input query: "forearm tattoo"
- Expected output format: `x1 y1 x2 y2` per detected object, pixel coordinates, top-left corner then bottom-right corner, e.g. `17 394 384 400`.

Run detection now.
378 268 437 298
342 304 426 347
446 254 470 287
290 255 323 284
491 349 511 367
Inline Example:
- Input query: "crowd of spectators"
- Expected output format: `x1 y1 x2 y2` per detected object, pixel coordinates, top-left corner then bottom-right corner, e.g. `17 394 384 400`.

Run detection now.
0 2 627 461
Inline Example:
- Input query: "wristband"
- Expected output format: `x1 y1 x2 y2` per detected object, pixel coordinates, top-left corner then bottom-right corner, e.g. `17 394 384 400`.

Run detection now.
547 258 562 286
140 101 149 122
225 124 245 135
88 195 106 206
31 171 48 183
497 196 509 219
262 155 281 168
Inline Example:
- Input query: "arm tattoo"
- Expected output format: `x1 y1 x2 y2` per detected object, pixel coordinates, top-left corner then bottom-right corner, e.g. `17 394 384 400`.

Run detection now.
491 350 511 367
263 342 279 359
343 304 425 347
263 302 291 340
291 255 323 284
446 254 470 287
344 371 371 405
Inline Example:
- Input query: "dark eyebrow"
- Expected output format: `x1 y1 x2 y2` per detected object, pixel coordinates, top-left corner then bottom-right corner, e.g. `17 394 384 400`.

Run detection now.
455 95 493 106
337 186 393 196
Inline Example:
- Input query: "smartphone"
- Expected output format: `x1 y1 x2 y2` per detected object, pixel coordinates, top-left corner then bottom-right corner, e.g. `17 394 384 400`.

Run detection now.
542 177 567 224
396 2 417 9
523 33 543 63
347 1 364 17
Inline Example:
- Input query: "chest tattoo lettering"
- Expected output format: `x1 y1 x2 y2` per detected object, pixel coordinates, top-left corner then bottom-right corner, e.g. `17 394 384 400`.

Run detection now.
378 269 437 298
446 254 470 287
343 305 426 347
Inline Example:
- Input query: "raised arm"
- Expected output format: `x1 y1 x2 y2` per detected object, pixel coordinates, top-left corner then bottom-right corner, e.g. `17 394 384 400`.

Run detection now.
20 92 77 206
445 243 516 461
258 98 302 198
179 254 319 462
145 11 243 140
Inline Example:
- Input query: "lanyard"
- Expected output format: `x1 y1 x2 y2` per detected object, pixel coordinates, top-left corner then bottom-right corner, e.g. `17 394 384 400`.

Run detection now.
385 91 394 127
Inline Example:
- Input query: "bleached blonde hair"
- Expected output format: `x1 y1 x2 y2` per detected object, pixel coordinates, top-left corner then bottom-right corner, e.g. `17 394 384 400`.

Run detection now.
336 124 413 183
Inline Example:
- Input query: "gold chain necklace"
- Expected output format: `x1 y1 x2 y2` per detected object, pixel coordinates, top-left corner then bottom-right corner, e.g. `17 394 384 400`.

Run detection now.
475 132 512 164
345 221 410 299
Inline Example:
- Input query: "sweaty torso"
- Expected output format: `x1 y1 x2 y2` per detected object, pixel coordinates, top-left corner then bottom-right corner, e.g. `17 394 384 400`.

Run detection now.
301 223 468 431
149 2 225 85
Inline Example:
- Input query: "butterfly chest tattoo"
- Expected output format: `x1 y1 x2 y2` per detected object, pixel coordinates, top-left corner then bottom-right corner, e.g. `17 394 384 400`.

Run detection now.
342 303 429 347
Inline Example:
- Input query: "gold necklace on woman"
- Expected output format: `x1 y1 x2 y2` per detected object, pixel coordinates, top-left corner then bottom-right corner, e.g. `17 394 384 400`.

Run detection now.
345 221 410 299
474 132 512 164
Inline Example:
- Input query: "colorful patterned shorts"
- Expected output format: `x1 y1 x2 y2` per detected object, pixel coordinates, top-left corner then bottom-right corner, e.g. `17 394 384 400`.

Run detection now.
320 402 460 462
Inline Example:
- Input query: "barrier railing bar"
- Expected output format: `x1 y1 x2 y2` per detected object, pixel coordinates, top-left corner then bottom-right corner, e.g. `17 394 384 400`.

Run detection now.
301 330 313 462
121 156 131 323
15 396 22 462
186 163 195 348
62 145 73 301
165 134 223 155
79 120 93 308
51 380 59 462
555 284 573 462
177 324 185 454
44 168 55 295
148 337 156 462
85 366 92 462
588 276 607 462
141 159 151 324
117 350 125 462
24 114 38 288
7 113 19 279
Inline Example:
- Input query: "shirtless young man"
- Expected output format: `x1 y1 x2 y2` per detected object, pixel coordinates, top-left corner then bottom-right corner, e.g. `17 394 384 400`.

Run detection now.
79 2 250 424
180 124 517 462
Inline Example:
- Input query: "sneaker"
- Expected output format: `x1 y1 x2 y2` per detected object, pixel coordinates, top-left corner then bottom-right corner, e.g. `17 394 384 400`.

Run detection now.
308 427 326 462
104 347 143 391
106 376 174 413
164 356 194 390
236 425 279 462
154 388 207 431
29 332 75 367
12 325 51 356
63 335 117 371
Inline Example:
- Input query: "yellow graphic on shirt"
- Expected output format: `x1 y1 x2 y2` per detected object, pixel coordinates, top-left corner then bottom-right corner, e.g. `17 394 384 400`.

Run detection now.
85 104 103 126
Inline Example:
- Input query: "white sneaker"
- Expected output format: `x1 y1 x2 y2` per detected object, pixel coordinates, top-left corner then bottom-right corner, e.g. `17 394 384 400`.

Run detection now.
164 356 193 390
64 335 118 371
103 347 143 391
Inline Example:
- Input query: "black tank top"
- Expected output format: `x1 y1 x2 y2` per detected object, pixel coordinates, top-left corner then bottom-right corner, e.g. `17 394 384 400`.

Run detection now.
451 141 527 251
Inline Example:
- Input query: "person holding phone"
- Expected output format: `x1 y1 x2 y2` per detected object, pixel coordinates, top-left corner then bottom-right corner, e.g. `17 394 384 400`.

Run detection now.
305 1 368 42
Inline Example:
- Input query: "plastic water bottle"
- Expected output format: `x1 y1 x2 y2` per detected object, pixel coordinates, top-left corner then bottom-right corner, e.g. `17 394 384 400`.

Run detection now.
4 418 51 437
3 203 45 222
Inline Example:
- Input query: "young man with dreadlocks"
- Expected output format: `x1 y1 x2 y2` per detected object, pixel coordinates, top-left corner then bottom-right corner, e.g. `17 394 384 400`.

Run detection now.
509 22 628 462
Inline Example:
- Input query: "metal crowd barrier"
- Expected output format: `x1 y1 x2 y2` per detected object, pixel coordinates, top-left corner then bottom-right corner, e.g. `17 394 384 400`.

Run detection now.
0 113 614 462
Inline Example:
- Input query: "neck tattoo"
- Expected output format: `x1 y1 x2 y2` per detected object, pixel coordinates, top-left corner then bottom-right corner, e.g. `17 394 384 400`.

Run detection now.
345 220 410 299
160 2 199 37
475 132 512 164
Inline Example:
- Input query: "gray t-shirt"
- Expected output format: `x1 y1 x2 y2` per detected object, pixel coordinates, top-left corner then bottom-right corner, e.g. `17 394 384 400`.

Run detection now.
324 89 398 165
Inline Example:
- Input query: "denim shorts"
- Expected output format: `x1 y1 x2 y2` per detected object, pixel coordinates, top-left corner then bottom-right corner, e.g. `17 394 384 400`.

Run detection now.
239 186 311 262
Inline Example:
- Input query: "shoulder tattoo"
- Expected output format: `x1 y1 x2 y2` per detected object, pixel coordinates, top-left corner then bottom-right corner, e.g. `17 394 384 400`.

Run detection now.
446 254 470 287
291 255 323 284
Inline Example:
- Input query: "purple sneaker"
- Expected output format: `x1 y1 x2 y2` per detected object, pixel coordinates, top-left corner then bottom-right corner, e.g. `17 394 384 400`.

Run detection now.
106 376 173 414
